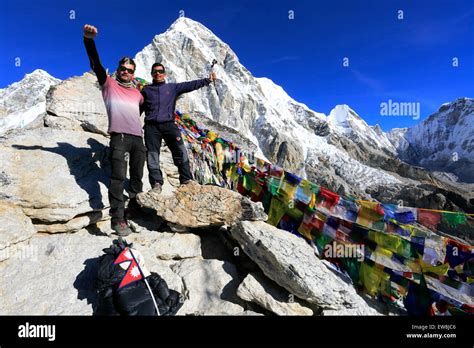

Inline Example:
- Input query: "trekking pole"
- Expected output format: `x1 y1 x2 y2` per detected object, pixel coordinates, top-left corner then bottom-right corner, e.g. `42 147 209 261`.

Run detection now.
128 247 161 316
210 59 219 98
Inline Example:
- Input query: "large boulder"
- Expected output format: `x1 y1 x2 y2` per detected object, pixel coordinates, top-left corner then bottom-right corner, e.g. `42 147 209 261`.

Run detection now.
0 124 179 234
0 126 156 232
0 201 36 262
136 181 267 228
230 221 381 315
237 272 314 315
45 72 109 136
0 128 110 223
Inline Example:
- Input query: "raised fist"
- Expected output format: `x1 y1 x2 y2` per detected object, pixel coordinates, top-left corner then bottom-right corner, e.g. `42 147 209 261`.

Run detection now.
83 24 98 39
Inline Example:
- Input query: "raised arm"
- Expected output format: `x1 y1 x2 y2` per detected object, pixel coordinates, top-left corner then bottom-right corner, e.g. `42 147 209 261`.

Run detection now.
83 24 107 86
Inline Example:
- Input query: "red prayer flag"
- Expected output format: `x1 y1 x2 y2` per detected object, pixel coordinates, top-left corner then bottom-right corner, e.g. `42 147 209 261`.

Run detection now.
418 209 442 231
318 187 340 210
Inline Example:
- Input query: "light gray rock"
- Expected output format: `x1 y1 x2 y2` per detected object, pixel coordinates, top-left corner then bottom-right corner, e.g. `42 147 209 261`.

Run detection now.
137 181 267 228
0 231 112 315
0 200 36 262
151 232 201 260
237 272 313 316
230 221 381 315
0 128 110 223
125 226 202 260
45 72 109 136
170 258 245 315
0 229 188 314
34 210 109 233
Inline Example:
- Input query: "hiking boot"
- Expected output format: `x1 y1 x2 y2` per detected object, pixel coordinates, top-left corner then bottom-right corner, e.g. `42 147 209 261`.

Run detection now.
112 221 132 237
150 183 162 194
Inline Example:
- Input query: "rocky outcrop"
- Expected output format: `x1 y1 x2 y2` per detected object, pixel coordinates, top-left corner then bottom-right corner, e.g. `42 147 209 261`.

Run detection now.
0 128 110 223
136 181 268 228
391 98 474 183
237 272 314 315
45 72 109 136
230 221 381 315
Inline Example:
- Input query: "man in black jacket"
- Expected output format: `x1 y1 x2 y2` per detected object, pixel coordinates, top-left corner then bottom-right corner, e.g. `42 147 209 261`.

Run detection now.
141 63 217 193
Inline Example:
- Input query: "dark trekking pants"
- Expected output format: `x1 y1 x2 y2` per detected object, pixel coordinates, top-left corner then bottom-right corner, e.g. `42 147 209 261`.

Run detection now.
108 133 146 224
144 121 193 186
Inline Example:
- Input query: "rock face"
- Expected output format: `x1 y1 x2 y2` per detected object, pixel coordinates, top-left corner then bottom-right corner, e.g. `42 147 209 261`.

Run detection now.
389 98 474 183
170 258 245 315
45 72 109 136
136 181 268 228
0 201 36 262
0 128 110 223
230 221 381 315
237 272 314 316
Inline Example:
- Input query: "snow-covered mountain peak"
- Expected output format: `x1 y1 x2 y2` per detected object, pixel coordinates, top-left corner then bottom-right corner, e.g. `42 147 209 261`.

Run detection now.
327 105 396 153
0 69 60 134
0 69 59 114
327 104 359 129
165 16 217 39
24 69 57 81
134 17 236 82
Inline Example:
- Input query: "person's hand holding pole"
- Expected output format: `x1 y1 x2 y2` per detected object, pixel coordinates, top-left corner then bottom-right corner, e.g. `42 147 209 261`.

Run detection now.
209 59 219 97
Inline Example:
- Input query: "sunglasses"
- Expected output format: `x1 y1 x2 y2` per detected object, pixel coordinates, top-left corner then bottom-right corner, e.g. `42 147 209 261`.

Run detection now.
152 69 166 75
119 66 135 74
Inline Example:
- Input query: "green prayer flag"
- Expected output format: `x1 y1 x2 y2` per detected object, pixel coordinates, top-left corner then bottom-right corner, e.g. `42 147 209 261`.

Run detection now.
442 212 467 227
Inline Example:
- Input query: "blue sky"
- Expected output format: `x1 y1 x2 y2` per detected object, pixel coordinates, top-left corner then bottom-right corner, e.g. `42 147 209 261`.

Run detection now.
1 0 473 130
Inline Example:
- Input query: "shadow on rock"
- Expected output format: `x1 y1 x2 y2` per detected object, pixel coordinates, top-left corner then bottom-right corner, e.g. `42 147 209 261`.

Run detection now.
73 257 100 314
12 138 109 210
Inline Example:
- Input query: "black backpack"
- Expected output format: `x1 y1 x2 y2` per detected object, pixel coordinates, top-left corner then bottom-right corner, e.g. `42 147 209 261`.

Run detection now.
95 238 183 316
